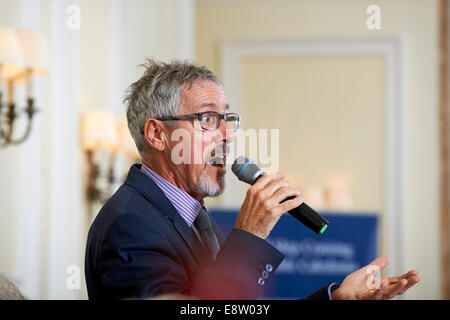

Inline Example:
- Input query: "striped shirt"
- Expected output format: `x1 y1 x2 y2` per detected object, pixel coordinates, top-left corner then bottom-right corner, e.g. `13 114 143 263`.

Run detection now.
140 164 203 227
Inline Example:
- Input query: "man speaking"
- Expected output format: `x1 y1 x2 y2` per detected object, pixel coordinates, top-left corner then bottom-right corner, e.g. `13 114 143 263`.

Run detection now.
84 59 420 300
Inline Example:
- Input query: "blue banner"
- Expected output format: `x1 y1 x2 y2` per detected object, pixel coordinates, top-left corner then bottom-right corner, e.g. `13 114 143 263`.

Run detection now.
210 209 378 299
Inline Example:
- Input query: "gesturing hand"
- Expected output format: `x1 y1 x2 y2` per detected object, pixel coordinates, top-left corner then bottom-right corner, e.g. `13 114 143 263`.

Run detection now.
331 256 420 300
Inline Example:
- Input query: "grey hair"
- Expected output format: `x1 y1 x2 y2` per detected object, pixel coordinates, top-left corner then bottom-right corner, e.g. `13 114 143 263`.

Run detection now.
124 58 223 157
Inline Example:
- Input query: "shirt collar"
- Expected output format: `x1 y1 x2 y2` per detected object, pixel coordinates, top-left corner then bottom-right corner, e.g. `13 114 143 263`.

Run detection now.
140 164 203 227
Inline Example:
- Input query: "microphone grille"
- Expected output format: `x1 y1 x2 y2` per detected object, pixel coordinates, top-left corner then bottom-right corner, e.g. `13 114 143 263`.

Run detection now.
231 156 265 185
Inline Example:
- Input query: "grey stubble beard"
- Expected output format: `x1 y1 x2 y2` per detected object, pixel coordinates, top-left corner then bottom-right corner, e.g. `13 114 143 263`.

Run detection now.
195 169 226 198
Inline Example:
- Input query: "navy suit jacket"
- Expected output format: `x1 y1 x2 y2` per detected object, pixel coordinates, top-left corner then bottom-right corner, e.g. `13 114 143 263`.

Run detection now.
85 164 332 300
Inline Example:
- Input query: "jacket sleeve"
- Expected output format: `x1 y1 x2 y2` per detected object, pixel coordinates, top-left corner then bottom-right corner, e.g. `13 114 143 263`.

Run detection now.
97 214 284 300
192 228 285 299
194 231 337 300
303 283 338 300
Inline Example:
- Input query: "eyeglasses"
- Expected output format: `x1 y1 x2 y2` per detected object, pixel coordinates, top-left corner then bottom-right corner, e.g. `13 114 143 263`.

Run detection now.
156 111 240 132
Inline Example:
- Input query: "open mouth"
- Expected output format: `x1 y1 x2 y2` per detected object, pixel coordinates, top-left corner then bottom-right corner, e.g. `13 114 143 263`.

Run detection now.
207 156 226 168
206 144 229 168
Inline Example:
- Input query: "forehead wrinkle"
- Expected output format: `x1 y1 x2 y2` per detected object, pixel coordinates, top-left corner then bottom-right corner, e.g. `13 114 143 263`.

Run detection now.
180 81 228 114
197 103 230 111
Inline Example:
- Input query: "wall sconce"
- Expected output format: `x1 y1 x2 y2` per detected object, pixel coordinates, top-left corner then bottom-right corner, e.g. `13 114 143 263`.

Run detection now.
0 28 48 147
80 111 139 206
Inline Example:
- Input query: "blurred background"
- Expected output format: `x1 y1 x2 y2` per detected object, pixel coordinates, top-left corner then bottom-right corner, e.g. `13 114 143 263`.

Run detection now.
0 0 448 300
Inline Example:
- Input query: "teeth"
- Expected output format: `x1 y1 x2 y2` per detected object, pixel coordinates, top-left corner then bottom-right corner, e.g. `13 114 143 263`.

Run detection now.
209 157 224 165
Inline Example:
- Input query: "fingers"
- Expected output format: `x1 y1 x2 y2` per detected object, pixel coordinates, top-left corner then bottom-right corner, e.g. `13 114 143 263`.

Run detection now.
397 276 420 295
388 270 419 284
267 180 303 215
361 279 404 300
274 195 303 215
259 174 301 202
271 184 302 205
385 279 408 299
250 172 303 216
386 270 420 295
252 172 285 191
261 178 294 199
397 272 421 295
366 273 420 299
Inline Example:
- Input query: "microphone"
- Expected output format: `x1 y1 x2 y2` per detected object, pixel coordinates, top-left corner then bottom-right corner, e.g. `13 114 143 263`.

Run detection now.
231 156 329 235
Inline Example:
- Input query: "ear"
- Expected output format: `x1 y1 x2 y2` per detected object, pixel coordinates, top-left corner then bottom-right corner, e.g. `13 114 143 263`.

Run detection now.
143 118 168 152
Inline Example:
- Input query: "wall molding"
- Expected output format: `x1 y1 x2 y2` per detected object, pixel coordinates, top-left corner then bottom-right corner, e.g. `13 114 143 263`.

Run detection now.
45 0 84 299
17 0 43 299
220 36 408 286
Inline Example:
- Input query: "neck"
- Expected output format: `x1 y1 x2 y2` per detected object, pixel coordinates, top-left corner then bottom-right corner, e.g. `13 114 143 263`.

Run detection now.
141 155 204 202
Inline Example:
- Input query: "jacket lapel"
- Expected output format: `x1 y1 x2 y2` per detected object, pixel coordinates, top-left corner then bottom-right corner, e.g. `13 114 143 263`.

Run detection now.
124 164 211 265
172 213 211 264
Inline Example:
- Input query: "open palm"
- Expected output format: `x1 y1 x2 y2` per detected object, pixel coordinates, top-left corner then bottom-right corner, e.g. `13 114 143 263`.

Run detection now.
332 256 420 300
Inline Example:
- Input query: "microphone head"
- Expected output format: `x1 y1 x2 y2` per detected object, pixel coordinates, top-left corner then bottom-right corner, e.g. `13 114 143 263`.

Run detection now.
231 156 265 185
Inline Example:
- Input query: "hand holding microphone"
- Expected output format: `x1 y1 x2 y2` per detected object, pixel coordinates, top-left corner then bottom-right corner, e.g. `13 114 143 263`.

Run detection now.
233 170 304 239
232 156 329 238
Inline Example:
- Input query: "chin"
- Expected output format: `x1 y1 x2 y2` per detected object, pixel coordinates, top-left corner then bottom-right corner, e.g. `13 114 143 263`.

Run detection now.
195 173 225 198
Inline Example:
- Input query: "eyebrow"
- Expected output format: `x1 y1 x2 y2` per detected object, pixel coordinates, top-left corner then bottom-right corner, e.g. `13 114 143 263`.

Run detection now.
198 103 230 111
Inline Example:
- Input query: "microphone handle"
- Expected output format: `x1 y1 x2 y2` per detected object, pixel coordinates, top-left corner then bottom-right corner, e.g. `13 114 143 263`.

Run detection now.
282 196 329 235
253 174 329 234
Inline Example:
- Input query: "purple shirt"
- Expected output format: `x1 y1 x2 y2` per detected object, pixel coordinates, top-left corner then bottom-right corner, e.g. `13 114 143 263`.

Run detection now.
140 164 203 227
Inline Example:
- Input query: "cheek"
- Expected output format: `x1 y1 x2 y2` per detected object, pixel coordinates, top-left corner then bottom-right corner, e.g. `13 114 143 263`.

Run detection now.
171 125 209 165
192 131 216 162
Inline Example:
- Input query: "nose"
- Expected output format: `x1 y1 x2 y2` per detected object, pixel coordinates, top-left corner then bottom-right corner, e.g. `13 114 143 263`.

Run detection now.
218 117 236 145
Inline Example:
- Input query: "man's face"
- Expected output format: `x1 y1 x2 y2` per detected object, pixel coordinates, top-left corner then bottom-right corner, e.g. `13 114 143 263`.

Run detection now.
165 79 235 200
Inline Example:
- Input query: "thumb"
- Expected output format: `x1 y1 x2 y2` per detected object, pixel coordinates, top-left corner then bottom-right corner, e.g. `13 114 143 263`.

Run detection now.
367 256 390 272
